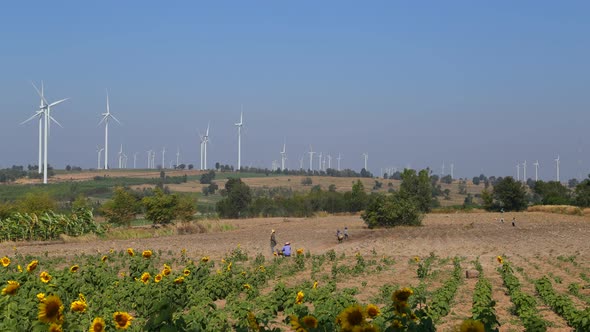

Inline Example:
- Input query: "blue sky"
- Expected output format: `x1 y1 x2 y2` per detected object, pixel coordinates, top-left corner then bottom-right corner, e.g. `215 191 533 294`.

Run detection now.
1 1 588 180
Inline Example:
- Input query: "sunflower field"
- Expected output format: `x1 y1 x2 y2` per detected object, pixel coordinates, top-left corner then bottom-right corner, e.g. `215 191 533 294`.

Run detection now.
2 247 590 331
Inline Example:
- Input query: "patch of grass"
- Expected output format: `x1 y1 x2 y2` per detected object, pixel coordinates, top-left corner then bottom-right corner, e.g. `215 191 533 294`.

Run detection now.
527 205 584 216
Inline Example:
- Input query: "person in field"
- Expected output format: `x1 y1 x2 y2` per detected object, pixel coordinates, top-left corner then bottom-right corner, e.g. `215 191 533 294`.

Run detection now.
512 217 516 227
344 227 349 240
337 229 344 243
282 242 292 257
270 229 277 255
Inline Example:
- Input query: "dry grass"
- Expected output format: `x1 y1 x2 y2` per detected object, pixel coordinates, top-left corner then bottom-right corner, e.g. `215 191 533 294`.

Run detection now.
527 205 584 216
59 234 99 243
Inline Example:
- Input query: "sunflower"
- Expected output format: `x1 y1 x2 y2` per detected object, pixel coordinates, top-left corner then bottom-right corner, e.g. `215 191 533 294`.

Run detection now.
497 256 503 264
101 256 108 263
295 291 304 304
392 288 413 303
201 256 209 263
48 323 63 332
413 256 420 263
241 271 246 276
1 280 20 296
140 272 151 284
40 271 52 283
313 281 318 289
243 284 251 290
227 262 232 271
17 265 22 272
127 248 134 256
391 319 403 328
37 293 46 301
142 250 152 259
70 294 87 312
154 274 163 283
366 304 381 318
70 265 79 273
296 248 304 255
301 315 318 329
247 312 260 331
337 305 366 330
459 319 485 332
113 311 133 330
90 317 106 332
183 269 190 276
259 265 266 272
173 276 184 284
289 315 306 332
162 264 172 276
38 295 64 324
1 256 10 267
27 259 39 272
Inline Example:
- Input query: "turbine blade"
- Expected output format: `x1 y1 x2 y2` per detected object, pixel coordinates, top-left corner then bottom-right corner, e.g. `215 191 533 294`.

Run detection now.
49 115 63 128
20 113 39 125
31 82 49 106
98 115 108 126
110 114 122 125
49 98 69 108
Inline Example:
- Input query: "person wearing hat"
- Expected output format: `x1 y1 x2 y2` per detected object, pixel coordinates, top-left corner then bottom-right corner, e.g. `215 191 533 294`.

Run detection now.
282 242 292 257
270 229 277 255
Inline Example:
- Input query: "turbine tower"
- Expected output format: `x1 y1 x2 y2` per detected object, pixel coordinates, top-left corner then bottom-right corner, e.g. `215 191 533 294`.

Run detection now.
308 146 315 171
98 90 121 170
555 155 560 182
280 142 286 170
199 132 205 170
203 123 210 170
21 82 46 173
318 152 322 171
522 160 527 182
235 109 244 171
162 147 166 169
133 152 138 169
299 156 304 170
362 153 368 171
147 150 152 169
337 153 342 171
450 163 454 179
118 145 123 169
30 82 69 184
516 162 520 181
441 161 445 177
327 155 332 169
176 147 180 169
533 160 539 181
97 146 104 170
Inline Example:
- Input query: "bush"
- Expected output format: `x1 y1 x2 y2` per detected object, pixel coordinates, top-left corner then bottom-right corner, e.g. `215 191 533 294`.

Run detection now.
361 193 423 228
101 187 139 226
491 177 528 211
142 187 180 225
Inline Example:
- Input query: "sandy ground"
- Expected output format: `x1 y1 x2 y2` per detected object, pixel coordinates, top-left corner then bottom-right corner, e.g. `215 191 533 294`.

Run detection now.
3 211 588 331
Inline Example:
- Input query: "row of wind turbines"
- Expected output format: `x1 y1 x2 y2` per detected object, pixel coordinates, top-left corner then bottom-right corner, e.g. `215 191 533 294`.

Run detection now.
515 156 561 183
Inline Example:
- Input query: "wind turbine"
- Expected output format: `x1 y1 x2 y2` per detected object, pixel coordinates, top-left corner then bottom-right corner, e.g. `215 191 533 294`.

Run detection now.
450 163 454 179
98 90 121 170
118 145 123 169
97 146 104 170
337 153 342 171
280 142 286 170
533 160 539 181
162 147 166 169
522 160 527 182
176 147 180 169
308 146 315 171
555 155 560 182
362 153 368 171
147 150 152 169
21 82 46 173
327 155 332 169
299 156 304 170
441 161 445 177
516 162 520 181
30 82 68 184
235 109 243 171
318 152 322 171
133 152 138 169
203 123 210 170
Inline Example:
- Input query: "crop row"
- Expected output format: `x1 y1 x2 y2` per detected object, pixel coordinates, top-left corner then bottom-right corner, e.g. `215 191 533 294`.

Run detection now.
535 276 590 331
470 262 500 332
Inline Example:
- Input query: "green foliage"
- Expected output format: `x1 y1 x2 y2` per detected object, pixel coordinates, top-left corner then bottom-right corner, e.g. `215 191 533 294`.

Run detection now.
175 195 197 222
535 276 590 331
574 175 590 207
491 177 528 211
301 177 313 186
425 258 462 322
16 192 57 215
101 187 139 226
399 169 435 213
142 187 180 225
361 193 423 229
533 181 571 205
199 170 216 184
472 277 500 332
347 180 368 212
216 178 253 218
0 209 103 241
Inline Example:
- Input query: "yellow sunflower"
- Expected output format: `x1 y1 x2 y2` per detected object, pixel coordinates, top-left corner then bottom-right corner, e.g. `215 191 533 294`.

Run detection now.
27 259 39 272
392 287 413 303
37 293 46 301
183 269 190 276
101 255 108 263
71 294 87 312
142 250 152 259
1 280 20 296
296 248 304 255
413 256 420 263
227 262 232 271
497 256 503 264
289 315 305 332
17 265 22 272
301 315 318 329
366 304 381 318
89 317 106 332
259 265 266 272
140 272 151 284
295 291 304 304
162 264 172 276
243 284 252 290
337 305 366 330
313 281 318 289
201 256 209 263
40 271 52 283
38 295 64 324
173 276 184 284
247 312 260 331
459 319 485 332
1 256 10 267
48 323 63 332
127 248 134 256
113 311 133 330
70 265 79 273
363 324 380 332
154 274 163 283
391 319 403 328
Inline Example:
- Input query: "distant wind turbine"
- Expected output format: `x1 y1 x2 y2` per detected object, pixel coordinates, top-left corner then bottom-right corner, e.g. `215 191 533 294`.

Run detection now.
555 155 560 182
235 109 244 171
450 163 454 179
522 160 527 182
98 90 121 170
327 155 332 169
162 147 166 169
516 162 520 181
96 146 104 170
533 160 539 181
21 81 45 174
308 146 315 171
337 153 342 171
362 153 368 171
176 147 180 168
280 142 287 170
133 152 138 169
118 145 124 169
318 152 322 171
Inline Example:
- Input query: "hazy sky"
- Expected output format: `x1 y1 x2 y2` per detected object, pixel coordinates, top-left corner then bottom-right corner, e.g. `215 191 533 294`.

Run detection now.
1 1 588 180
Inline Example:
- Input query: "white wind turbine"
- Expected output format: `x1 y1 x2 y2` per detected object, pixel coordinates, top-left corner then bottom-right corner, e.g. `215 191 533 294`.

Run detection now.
146 150 152 169
30 82 69 184
318 152 322 171
235 109 244 171
21 82 46 173
516 162 520 181
337 153 342 171
450 163 454 179
133 152 138 169
522 160 527 182
280 142 287 170
203 123 210 170
176 147 180 169
555 155 560 182
362 153 368 171
98 90 121 170
97 146 104 170
118 145 123 169
308 146 315 171
161 147 166 169
327 155 332 169
299 156 304 170
441 161 445 177
533 160 539 181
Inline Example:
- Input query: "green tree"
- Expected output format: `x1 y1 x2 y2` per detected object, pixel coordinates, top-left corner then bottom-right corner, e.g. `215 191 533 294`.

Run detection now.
142 187 179 225
17 192 57 215
532 181 571 205
574 175 590 207
175 195 197 222
216 178 252 218
200 170 216 184
346 180 368 212
361 192 423 228
101 187 139 226
492 177 528 211
472 177 481 185
399 169 434 213
71 194 92 213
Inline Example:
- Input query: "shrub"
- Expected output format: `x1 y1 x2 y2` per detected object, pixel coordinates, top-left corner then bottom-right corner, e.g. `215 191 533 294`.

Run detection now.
361 193 423 228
